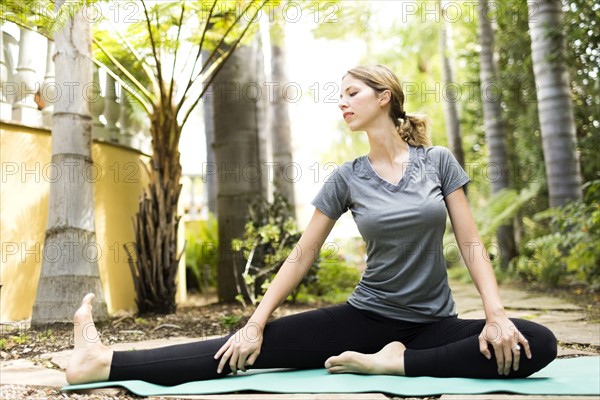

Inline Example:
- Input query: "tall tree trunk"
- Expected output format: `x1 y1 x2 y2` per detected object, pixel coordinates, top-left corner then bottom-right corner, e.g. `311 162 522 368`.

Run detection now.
255 33 269 199
528 0 583 206
212 39 266 302
439 0 465 168
477 0 516 268
32 4 107 324
202 50 217 216
269 2 296 208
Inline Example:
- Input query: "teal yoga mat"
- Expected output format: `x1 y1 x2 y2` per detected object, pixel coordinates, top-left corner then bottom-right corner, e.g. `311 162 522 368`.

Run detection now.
63 356 600 397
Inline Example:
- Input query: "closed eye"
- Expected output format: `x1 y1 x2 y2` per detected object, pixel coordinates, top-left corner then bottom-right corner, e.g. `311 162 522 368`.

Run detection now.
350 92 358 97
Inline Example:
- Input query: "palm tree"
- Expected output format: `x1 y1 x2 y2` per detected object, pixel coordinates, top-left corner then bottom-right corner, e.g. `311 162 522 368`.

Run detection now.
269 1 296 207
477 0 516 268
527 0 582 206
105 0 267 313
202 49 217 216
211 38 267 302
439 0 465 168
31 3 108 324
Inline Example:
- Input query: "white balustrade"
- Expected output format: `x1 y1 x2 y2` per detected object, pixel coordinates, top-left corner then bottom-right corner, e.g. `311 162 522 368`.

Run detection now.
12 27 41 125
90 66 110 141
1 22 151 153
40 40 55 127
103 73 121 142
119 90 135 146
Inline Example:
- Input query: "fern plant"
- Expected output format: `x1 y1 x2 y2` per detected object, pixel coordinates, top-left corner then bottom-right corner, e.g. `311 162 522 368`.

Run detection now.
511 180 600 289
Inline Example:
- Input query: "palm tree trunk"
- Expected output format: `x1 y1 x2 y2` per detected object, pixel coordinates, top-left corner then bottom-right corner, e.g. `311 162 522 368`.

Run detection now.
255 33 269 199
212 40 266 302
439 0 465 168
32 5 107 324
202 50 217 216
528 0 583 206
126 100 183 314
269 2 296 207
477 0 516 268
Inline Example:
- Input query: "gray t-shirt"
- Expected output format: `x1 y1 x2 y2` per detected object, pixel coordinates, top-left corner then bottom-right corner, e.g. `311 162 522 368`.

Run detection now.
311 145 470 322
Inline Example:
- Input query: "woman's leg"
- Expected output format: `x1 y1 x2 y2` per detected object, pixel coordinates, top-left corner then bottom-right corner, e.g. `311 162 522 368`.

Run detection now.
326 317 557 379
68 295 418 386
108 304 414 385
403 317 557 378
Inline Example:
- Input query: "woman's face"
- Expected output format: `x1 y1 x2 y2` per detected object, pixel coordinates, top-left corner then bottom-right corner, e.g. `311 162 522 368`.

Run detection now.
338 75 388 131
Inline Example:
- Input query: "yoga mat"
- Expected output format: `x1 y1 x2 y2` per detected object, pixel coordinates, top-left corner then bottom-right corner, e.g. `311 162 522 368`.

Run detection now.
62 356 600 397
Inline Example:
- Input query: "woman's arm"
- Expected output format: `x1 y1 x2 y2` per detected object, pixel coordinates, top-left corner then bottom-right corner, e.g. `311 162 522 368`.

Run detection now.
215 208 336 374
445 188 532 375
248 208 336 326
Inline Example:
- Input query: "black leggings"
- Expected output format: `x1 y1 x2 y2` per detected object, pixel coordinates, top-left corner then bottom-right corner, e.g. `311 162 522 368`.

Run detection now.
108 303 557 386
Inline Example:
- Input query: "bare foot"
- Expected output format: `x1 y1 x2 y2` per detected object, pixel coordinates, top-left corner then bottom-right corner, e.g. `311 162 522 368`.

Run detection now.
324 341 406 375
65 293 113 384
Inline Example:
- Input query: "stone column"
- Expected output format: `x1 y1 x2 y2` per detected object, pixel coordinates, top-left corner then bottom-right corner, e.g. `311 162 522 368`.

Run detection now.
12 28 41 125
118 89 135 146
40 39 56 127
90 66 109 140
103 73 120 142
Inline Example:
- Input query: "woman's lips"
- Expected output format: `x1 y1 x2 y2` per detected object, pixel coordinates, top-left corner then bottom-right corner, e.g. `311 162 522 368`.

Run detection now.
343 112 354 120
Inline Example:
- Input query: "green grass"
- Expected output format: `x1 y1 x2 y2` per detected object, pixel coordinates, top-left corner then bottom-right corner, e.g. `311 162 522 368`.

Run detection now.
220 315 243 331
12 333 30 345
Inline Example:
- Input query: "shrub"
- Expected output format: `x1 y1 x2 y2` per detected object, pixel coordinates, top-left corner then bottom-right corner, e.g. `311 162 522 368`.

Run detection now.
313 252 362 303
510 180 600 289
185 213 218 293
292 245 362 304
232 190 318 306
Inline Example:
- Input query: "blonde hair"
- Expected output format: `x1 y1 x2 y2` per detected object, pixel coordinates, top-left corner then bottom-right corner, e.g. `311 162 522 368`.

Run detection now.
345 65 431 147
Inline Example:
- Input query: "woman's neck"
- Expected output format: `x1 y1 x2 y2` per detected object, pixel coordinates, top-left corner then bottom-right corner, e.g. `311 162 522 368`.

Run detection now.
366 120 409 166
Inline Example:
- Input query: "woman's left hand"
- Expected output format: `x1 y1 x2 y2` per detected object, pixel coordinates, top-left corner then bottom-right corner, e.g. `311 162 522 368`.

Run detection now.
478 315 532 375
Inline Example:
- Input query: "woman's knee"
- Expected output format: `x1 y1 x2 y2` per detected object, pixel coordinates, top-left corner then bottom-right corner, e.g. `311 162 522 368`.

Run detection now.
513 318 557 370
532 323 558 367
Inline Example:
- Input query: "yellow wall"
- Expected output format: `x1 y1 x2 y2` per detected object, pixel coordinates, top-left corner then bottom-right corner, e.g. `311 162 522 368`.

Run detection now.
1 123 186 322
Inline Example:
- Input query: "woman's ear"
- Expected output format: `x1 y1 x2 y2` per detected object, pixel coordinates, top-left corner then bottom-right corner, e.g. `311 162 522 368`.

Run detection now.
379 90 391 107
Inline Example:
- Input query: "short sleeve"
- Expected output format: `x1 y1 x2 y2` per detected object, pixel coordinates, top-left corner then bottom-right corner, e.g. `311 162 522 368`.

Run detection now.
433 147 470 197
311 166 350 220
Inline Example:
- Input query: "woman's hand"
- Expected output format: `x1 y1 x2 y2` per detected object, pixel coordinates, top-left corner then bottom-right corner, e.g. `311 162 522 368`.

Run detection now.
214 321 264 375
478 315 532 375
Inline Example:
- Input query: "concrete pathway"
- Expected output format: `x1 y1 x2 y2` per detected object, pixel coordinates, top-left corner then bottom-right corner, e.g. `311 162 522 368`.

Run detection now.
1 280 598 399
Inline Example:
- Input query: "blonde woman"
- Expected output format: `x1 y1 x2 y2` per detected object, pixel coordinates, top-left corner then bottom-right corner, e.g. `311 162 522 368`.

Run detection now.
67 65 556 386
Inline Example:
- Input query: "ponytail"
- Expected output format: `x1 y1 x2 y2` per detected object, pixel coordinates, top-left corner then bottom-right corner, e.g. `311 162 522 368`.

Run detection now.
397 113 431 147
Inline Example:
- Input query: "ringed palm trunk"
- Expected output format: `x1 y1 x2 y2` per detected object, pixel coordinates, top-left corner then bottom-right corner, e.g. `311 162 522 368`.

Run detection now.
477 0 516 268
32 6 107 324
202 50 217 215
439 0 465 168
528 0 582 206
269 2 296 207
212 41 266 302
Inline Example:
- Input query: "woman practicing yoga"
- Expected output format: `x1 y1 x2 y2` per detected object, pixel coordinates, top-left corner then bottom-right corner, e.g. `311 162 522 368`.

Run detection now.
66 65 557 386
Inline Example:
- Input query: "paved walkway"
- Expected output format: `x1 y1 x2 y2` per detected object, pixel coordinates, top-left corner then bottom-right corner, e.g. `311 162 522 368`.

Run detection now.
1 279 599 399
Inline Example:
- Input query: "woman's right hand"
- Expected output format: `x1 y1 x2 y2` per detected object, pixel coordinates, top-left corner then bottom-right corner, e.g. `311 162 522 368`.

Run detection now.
214 321 264 375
